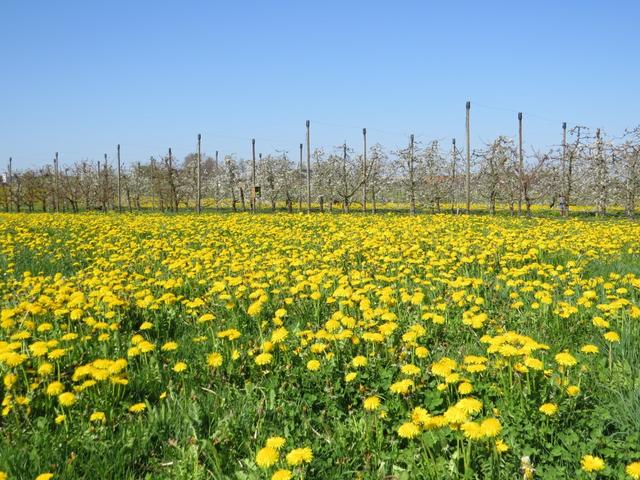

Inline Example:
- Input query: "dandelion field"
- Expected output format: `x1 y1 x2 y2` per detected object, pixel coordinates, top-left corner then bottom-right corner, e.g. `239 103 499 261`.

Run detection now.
1 213 639 480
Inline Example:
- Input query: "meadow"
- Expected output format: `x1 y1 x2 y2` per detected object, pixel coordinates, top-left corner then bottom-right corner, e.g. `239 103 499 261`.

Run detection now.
0 212 639 479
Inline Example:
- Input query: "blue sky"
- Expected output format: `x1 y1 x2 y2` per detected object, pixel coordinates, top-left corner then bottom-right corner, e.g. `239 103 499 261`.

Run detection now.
1 1 638 169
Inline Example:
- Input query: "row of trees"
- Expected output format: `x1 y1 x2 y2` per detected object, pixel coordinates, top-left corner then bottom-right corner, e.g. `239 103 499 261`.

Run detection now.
3 120 640 216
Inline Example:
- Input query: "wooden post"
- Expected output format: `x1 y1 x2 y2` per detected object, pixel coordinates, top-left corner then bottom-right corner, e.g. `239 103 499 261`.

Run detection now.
117 144 122 212
150 158 156 211
362 128 367 213
465 101 471 213
595 128 606 216
7 157 12 212
196 133 202 213
104 153 109 211
97 159 101 211
298 143 303 211
136 161 141 211
259 152 263 209
518 112 524 215
409 134 416 215
371 149 377 214
215 150 220 211
54 152 59 213
342 142 348 213
561 122 567 217
251 138 256 212
168 147 174 212
451 138 457 214
561 122 567 183
306 120 311 213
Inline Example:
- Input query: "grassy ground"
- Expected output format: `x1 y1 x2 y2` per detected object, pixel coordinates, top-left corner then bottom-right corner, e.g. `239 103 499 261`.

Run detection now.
0 212 639 479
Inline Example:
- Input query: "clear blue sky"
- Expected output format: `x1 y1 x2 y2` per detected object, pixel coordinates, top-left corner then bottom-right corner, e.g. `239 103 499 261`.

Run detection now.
1 1 639 170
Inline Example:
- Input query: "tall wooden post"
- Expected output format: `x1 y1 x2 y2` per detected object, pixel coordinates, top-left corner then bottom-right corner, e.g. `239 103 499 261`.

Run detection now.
518 112 524 214
298 143 303 211
561 122 567 216
117 144 122 212
342 142 348 213
409 134 416 215
595 128 606 216
196 133 202 213
136 161 141 211
168 147 174 212
306 120 311 213
54 152 59 213
104 153 109 211
465 101 471 213
251 138 256 213
451 138 457 214
362 128 367 213
258 152 263 210
215 150 220 211
97 159 101 211
150 157 156 211
7 157 12 212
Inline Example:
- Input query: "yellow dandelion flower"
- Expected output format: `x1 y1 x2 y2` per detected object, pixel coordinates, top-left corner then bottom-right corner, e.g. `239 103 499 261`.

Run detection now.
207 352 223 367
581 344 599 354
592 316 609 328
461 421 483 440
38 362 54 377
271 327 288 343
397 422 420 439
411 406 430 425
255 353 273 366
173 361 188 373
495 439 509 453
566 385 580 396
306 359 320 371
286 447 313 466
197 313 215 323
480 417 502 437
128 402 146 413
581 455 605 472
415 346 429 358
345 372 357 382
444 406 468 424
626 462 640 479
603 331 620 343
401 364 421 376
352 355 367 368
539 403 558 416
90 411 106 423
57 392 76 407
524 357 544 370
48 348 66 360
271 469 292 480
256 447 279 468
554 352 577 367
266 436 286 450
161 341 178 351
389 379 414 395
35 474 54 480
456 397 483 415
458 382 473 394
363 396 381 411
